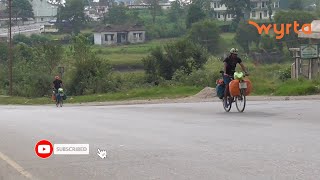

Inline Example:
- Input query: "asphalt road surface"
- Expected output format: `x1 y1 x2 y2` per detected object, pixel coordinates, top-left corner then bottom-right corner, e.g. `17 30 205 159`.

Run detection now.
1 100 320 180
0 24 44 37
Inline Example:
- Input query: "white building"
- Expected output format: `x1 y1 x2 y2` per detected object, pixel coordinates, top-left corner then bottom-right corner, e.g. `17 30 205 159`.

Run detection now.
250 0 279 20
127 2 171 10
211 0 281 21
30 0 59 23
93 24 146 46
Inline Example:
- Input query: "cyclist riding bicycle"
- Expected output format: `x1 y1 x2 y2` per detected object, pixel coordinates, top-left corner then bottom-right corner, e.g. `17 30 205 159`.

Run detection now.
52 76 63 93
223 48 249 106
52 76 63 101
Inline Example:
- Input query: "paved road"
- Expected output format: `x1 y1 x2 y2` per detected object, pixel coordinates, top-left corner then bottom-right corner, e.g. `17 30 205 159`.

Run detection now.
0 24 45 37
0 100 320 180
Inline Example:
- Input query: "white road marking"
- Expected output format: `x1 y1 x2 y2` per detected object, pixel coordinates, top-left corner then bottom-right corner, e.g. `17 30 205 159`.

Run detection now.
0 151 34 179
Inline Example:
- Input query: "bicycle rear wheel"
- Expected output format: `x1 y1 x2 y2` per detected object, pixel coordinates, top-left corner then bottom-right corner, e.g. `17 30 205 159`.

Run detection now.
235 89 246 112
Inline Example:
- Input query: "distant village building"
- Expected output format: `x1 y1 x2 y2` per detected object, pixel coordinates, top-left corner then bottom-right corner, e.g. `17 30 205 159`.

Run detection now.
211 0 287 21
127 2 171 9
298 20 320 42
30 0 59 23
93 24 146 45
84 0 110 21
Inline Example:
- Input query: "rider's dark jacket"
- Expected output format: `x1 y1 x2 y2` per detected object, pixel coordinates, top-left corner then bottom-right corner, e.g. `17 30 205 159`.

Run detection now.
53 79 62 90
223 55 242 76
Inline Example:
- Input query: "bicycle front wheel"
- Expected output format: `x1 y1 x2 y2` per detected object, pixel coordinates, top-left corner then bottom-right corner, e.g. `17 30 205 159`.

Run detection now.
236 89 246 112
223 96 232 112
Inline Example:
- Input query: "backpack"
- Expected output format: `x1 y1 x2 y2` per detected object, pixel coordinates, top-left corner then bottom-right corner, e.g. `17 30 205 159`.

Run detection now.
216 79 225 99
62 94 67 100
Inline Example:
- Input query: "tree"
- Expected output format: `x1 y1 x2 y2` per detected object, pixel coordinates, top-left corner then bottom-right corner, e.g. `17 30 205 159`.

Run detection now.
146 0 162 24
288 0 303 10
11 43 54 97
104 3 142 25
261 34 276 51
167 0 184 23
234 20 260 53
104 3 129 24
104 4 128 24
187 19 221 54
10 0 34 22
197 0 214 16
274 10 315 49
186 2 206 29
220 0 251 24
42 42 64 75
316 6 320 18
58 0 86 34
68 34 113 95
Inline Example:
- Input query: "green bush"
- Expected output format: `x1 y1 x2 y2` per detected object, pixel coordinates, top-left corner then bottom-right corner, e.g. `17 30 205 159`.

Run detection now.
145 23 186 40
172 56 223 87
278 66 291 81
82 32 94 45
261 34 276 51
18 73 52 97
10 69 52 98
13 34 51 46
142 54 159 83
13 34 31 45
143 38 209 81
67 56 114 95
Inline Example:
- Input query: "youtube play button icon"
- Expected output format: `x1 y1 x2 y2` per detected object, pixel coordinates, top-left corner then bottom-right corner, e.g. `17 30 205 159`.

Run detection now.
35 140 53 159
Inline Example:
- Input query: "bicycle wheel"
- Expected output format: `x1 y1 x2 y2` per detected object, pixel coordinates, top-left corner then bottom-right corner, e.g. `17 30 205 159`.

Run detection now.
223 96 232 112
56 96 62 107
236 89 246 112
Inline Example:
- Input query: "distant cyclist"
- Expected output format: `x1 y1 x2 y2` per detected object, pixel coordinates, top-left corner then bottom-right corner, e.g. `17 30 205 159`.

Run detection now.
52 76 63 94
223 48 249 106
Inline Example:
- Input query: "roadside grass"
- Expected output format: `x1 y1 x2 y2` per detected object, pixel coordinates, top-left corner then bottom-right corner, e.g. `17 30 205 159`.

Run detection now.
274 78 320 96
248 63 286 95
242 63 320 96
0 86 202 105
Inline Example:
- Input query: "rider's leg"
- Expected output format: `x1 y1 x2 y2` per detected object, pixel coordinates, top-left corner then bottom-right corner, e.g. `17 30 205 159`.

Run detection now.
55 88 59 103
223 76 231 106
224 84 229 98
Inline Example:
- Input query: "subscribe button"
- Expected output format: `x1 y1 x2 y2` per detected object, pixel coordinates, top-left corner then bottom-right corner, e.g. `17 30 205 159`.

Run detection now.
54 144 89 155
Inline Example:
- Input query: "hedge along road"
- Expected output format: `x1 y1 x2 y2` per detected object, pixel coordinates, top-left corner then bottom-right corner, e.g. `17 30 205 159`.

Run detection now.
0 100 320 180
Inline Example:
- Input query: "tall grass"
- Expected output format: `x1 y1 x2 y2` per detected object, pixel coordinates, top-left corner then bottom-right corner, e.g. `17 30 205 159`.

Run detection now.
92 38 177 66
274 78 320 96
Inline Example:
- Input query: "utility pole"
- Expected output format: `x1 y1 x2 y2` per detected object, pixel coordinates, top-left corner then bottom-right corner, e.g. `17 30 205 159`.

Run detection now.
8 0 13 95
